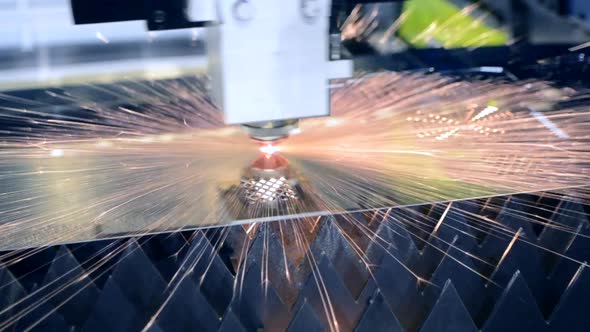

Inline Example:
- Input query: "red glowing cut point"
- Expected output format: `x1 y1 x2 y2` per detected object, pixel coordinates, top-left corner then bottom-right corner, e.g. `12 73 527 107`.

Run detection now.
260 144 280 156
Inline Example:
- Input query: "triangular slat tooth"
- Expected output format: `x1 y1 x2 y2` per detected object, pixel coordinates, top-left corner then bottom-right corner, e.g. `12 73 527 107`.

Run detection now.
5 270 70 332
209 225 249 275
155 277 220 332
407 236 448 280
482 271 548 332
552 223 590 265
392 218 422 265
434 205 479 252
513 194 554 236
489 235 552 316
372 246 425 332
180 230 195 243
333 212 376 258
41 246 99 328
217 309 247 332
546 225 590 310
202 227 245 276
297 255 366 332
545 261 579 319
13 297 70 332
4 246 58 292
374 244 420 305
355 291 403 332
539 202 587 264
428 248 486 324
555 200 588 225
180 231 212 267
548 264 590 332
496 196 539 238
144 323 164 332
456 199 497 243
186 232 234 317
139 232 188 282
395 206 436 251
82 276 144 332
0 266 28 332
357 275 377 307
409 278 442 332
140 232 188 258
286 299 326 332
310 218 370 300
0 189 586 331
67 239 122 289
539 201 588 271
454 199 485 215
477 229 514 278
110 240 166 323
364 240 390 273
230 261 290 331
420 280 477 332
540 200 587 239
478 196 509 217
247 224 299 307
367 216 416 265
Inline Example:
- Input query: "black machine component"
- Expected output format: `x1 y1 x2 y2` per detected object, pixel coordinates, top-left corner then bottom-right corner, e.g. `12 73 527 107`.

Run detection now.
70 0 212 30
70 0 401 32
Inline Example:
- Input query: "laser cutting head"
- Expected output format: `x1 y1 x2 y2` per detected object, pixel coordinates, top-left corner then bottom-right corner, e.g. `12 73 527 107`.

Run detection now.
69 0 354 128
207 0 353 126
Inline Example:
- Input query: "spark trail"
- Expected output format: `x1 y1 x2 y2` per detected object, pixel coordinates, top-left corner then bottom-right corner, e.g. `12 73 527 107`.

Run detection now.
0 70 589 331
0 71 589 250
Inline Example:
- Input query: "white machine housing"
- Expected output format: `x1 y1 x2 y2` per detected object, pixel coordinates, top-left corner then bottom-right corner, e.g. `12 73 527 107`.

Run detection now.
206 0 353 124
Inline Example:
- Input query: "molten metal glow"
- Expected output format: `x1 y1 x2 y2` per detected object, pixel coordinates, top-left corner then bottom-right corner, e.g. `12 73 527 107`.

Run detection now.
260 144 280 156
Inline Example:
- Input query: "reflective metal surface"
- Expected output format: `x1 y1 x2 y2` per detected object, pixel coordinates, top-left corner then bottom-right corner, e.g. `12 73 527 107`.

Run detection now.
1 72 589 250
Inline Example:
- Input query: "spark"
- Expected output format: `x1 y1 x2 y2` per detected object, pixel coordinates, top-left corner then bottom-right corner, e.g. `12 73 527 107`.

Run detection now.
325 118 343 127
435 128 459 140
569 41 590 52
471 105 499 121
95 32 110 44
530 110 570 139
50 149 64 157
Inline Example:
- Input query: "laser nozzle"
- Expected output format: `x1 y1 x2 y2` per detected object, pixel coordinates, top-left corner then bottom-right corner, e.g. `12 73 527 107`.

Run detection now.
241 119 299 142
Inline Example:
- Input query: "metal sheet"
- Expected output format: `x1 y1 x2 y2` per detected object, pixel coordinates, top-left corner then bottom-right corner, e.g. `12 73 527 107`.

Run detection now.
1 72 589 250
